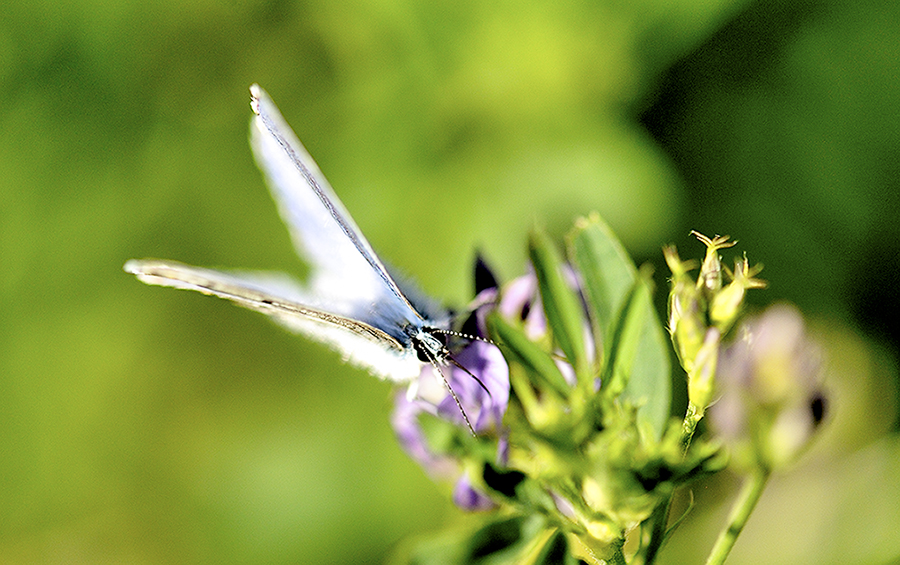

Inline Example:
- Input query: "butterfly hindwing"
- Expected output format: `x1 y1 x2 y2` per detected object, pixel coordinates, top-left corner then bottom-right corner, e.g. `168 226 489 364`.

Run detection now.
124 259 426 381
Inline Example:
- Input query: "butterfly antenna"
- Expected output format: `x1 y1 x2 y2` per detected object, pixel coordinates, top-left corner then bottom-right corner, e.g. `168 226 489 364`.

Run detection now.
437 328 499 347
432 329 498 400
429 360 477 436
447 355 492 400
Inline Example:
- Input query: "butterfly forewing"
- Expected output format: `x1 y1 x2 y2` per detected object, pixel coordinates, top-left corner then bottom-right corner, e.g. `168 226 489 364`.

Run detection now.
249 86 427 337
126 85 485 431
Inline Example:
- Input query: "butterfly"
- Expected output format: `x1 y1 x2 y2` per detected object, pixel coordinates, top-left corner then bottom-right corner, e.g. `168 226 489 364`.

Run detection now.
125 85 486 433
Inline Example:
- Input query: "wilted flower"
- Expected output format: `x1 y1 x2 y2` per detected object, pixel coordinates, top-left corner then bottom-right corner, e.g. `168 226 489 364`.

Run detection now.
709 304 827 469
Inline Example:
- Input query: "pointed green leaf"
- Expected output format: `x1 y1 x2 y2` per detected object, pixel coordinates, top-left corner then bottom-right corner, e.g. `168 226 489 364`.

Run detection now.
390 515 549 565
528 229 590 383
568 214 635 336
465 515 556 565
488 314 570 398
568 215 671 436
605 275 671 428
622 275 672 434
600 280 642 397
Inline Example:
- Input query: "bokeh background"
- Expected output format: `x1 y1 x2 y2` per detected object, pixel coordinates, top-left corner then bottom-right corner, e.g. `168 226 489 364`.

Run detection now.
3 0 899 563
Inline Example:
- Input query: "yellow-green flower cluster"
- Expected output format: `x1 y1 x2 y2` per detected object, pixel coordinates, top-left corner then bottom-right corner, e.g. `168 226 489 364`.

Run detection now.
665 232 766 416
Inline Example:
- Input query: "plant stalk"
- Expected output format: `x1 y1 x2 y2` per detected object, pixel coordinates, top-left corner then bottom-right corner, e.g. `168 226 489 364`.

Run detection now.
704 468 770 565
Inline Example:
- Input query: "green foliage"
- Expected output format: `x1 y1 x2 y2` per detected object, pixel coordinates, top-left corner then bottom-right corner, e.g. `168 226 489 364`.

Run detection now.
400 223 835 565
408 217 721 564
490 313 570 400
569 215 672 437
529 229 592 386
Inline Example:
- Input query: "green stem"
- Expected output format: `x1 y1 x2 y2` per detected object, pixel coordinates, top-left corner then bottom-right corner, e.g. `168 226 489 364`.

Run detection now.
639 401 706 564
704 468 770 565
636 502 669 565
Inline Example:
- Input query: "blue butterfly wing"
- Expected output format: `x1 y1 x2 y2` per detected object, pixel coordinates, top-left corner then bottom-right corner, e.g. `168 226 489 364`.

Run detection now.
249 85 439 341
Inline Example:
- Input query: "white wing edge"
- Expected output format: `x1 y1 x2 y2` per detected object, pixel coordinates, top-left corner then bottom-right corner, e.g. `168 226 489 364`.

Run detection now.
124 259 424 382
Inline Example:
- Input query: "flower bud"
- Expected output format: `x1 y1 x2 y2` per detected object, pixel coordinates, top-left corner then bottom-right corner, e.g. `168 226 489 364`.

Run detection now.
692 231 736 296
664 245 705 371
709 255 766 332
688 328 722 410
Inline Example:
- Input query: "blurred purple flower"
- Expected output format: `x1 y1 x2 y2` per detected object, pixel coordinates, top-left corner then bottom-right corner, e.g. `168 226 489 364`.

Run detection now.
497 273 547 339
709 304 827 468
453 474 496 511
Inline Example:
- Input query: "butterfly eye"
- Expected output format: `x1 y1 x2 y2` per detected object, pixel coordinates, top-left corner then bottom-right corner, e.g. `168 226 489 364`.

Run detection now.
415 345 432 363
413 329 448 363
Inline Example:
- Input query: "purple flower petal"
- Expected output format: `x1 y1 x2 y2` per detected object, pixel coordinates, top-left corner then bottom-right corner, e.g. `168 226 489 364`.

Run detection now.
453 474 496 511
433 341 509 432
391 297 511 510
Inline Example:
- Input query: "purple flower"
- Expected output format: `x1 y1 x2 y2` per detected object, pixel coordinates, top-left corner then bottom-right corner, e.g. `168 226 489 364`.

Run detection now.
392 287 510 510
497 274 547 338
392 265 594 510
394 340 509 437
453 474 496 511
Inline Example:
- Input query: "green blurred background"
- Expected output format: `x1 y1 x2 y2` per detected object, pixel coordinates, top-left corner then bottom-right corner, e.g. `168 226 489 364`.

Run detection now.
2 0 899 563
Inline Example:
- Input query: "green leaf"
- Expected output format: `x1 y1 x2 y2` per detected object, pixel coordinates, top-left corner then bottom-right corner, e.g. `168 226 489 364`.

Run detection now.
528 229 590 384
389 516 539 565
568 215 636 335
466 516 528 562
600 280 643 397
488 314 570 398
568 214 671 436
531 530 584 565
621 274 672 435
